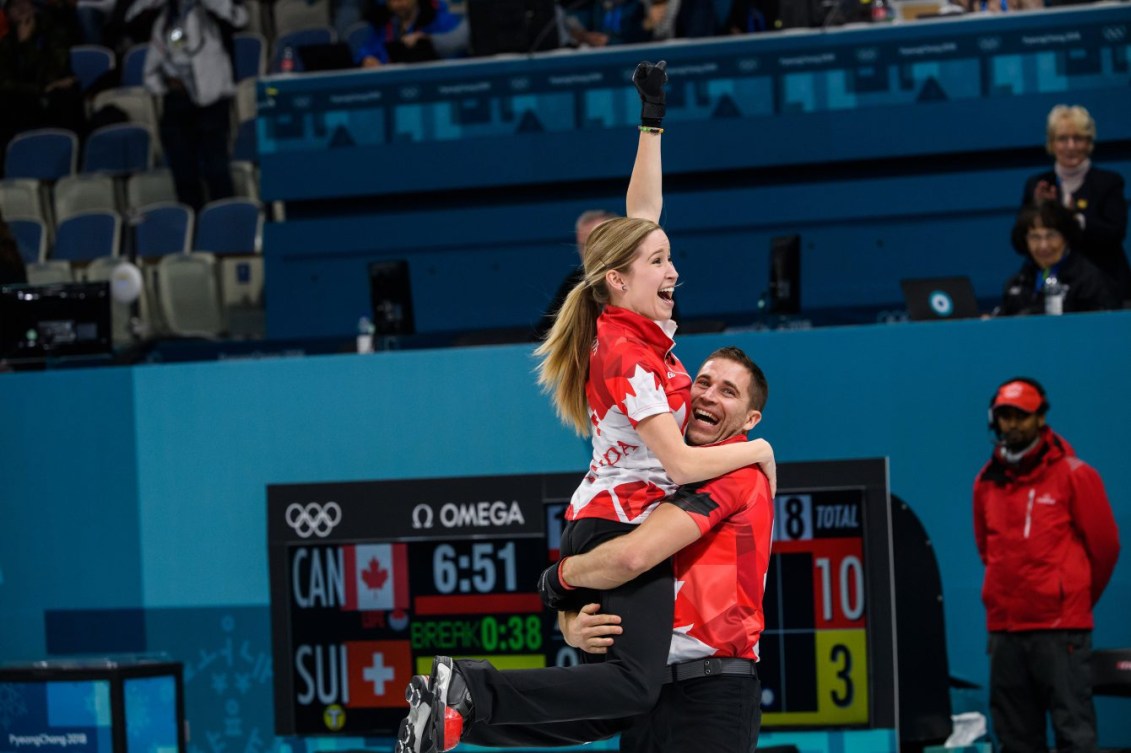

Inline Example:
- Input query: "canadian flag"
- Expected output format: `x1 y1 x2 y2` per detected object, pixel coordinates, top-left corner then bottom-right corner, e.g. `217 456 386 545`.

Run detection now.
342 543 409 612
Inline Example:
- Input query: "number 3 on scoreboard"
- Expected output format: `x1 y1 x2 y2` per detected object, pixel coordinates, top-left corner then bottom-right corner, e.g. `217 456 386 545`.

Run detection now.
814 629 869 723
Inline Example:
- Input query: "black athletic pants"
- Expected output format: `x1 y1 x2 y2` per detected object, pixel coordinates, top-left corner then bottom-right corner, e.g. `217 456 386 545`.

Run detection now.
619 674 762 753
459 518 674 747
989 630 1097 753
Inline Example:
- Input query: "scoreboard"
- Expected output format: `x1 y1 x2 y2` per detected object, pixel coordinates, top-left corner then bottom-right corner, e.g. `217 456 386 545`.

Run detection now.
267 459 896 738
760 459 896 731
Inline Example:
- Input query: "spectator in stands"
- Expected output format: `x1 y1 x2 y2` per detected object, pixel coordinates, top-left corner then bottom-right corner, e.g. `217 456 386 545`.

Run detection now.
561 0 675 47
136 0 246 210
0 213 28 285
1021 104 1130 303
1000 201 1119 316
535 209 616 340
354 0 467 67
0 0 86 164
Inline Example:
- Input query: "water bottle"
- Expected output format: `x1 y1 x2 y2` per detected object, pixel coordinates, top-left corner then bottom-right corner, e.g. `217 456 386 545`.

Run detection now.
1043 276 1067 316
356 315 375 353
280 46 296 74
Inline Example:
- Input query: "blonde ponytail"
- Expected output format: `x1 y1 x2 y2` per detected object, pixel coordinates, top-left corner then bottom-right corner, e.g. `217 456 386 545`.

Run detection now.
534 217 662 435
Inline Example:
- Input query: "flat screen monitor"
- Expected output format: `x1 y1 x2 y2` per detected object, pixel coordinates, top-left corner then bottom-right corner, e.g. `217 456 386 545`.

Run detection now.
0 679 114 753
0 282 112 362
368 260 415 336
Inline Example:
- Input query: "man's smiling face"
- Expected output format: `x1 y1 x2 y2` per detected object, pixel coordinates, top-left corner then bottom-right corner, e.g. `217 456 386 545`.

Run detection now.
686 357 761 447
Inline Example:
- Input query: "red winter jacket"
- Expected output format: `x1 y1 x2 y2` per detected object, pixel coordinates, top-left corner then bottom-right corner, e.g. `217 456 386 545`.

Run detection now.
973 428 1120 632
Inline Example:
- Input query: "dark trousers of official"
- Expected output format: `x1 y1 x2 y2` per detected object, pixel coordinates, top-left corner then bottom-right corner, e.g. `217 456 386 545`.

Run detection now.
620 674 762 753
458 518 674 747
160 91 234 211
989 630 1097 753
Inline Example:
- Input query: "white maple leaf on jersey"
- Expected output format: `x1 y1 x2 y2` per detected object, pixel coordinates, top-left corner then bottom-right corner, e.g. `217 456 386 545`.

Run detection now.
624 364 668 419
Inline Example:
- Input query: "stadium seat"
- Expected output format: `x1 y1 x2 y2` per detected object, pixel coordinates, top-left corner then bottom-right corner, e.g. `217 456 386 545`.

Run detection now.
91 88 160 142
25 260 74 285
195 198 262 255
230 162 259 202
0 179 48 224
69 45 116 92
273 0 331 39
234 79 258 125
195 197 264 336
136 202 194 260
53 210 121 263
120 44 149 87
5 129 78 181
126 169 178 212
157 252 226 337
8 218 47 264
53 173 119 223
234 32 267 81
82 123 153 175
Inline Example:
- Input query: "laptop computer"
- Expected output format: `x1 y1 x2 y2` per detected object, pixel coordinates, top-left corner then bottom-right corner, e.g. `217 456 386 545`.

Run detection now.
900 276 980 321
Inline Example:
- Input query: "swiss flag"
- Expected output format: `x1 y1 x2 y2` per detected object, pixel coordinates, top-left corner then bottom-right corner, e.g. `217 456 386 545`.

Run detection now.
345 640 414 708
343 543 409 612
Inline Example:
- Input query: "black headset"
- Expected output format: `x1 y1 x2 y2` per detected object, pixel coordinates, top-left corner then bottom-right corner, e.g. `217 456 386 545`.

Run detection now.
987 376 1050 438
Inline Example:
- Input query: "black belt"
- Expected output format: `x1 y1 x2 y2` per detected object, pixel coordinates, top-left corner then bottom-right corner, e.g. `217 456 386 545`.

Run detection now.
665 657 758 683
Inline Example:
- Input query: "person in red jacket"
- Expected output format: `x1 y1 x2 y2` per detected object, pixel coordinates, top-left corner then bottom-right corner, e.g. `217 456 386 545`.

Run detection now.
974 377 1120 753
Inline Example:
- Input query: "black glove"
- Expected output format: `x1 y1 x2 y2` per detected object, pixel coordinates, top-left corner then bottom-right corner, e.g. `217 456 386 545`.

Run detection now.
537 560 574 611
633 60 667 128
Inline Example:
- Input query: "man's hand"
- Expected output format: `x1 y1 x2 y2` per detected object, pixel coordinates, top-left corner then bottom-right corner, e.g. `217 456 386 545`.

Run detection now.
561 604 622 654
538 559 573 611
633 60 667 128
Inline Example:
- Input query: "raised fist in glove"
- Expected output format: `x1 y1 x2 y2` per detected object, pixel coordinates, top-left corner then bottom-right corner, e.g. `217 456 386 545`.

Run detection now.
538 558 583 612
633 60 667 128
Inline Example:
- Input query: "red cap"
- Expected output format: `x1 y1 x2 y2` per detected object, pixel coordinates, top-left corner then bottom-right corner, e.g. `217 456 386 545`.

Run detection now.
992 380 1043 413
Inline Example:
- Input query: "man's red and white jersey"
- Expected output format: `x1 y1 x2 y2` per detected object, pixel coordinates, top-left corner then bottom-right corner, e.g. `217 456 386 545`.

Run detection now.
664 436 774 663
567 306 691 524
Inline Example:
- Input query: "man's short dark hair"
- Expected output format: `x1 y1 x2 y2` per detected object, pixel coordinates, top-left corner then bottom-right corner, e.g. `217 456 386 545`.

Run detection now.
705 346 768 411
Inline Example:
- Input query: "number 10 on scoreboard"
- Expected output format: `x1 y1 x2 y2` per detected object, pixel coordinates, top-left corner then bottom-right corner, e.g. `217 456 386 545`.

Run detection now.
761 490 870 726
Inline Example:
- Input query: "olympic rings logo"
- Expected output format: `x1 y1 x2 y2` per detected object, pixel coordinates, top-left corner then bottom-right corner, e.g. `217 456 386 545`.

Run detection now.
285 502 342 538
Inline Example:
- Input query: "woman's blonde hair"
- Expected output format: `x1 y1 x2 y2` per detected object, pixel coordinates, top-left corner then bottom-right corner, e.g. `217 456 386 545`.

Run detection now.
1045 105 1096 156
534 217 663 435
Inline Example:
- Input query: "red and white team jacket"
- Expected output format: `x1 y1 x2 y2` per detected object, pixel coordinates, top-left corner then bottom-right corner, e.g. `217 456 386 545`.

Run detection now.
663 436 774 663
567 305 691 524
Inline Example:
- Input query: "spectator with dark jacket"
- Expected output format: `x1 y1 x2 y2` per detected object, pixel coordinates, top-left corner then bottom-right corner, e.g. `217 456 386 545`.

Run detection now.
974 377 1119 753
0 0 85 166
354 0 466 67
1001 200 1119 316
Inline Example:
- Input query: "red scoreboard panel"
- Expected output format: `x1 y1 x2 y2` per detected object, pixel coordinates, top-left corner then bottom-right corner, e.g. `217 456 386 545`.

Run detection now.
267 459 896 739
